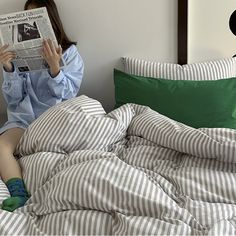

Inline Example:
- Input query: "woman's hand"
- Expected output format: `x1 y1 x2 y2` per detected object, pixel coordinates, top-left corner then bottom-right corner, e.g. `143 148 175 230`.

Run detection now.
0 44 16 72
42 39 62 77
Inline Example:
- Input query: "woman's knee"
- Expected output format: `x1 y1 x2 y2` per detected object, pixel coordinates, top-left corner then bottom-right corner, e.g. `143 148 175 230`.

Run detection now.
0 137 15 155
0 128 24 155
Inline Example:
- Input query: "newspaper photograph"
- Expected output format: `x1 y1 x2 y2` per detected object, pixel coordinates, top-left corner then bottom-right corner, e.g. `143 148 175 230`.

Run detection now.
0 7 65 72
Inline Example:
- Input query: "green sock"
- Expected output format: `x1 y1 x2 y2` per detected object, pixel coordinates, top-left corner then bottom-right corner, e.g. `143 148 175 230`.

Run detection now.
1 178 30 212
1 196 29 212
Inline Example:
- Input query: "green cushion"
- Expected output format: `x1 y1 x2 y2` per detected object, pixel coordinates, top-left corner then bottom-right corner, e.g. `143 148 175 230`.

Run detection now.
114 69 236 129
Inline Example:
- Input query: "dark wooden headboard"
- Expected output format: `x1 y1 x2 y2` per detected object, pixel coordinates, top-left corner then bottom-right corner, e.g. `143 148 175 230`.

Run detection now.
178 0 188 65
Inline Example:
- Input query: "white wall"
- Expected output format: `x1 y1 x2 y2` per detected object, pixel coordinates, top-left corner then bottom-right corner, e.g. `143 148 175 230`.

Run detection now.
188 0 236 63
0 0 177 117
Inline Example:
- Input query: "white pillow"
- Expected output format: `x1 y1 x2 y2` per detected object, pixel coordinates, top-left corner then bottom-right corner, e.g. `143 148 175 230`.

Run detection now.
123 57 236 80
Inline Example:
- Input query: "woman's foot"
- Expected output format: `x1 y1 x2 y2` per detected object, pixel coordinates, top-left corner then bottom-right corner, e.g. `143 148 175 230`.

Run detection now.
1 196 29 212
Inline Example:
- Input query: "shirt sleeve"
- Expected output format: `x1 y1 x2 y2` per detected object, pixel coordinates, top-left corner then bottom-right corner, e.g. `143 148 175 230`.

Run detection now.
47 45 84 100
2 67 26 106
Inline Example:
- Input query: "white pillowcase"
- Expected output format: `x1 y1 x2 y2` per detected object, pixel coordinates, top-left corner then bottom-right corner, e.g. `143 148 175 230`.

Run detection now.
123 57 236 80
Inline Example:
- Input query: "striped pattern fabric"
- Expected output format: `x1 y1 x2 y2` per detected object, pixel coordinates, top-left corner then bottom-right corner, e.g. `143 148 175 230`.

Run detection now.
0 95 236 235
123 57 236 80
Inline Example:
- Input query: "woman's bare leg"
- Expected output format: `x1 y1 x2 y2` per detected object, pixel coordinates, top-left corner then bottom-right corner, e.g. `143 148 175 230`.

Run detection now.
0 128 24 182
0 127 29 212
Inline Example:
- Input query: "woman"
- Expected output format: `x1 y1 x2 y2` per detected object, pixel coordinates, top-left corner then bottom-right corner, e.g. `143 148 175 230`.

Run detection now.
0 0 84 212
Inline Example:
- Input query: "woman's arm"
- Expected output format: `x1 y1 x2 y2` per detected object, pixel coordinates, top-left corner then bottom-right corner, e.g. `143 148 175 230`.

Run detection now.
0 44 26 105
0 44 16 73
2 69 26 105
46 44 84 100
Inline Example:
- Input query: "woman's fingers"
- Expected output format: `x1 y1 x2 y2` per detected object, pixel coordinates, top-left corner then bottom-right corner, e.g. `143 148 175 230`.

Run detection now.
2 53 16 60
0 45 14 60
43 39 52 55
0 44 10 54
42 39 62 72
56 45 62 57
41 50 46 60
0 52 16 59
47 39 57 54
43 39 60 56
0 51 16 64
0 44 16 59
6 51 16 57
1 55 14 65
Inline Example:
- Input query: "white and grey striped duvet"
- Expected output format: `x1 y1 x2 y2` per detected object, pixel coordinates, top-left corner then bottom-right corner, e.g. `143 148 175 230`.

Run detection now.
0 95 235 235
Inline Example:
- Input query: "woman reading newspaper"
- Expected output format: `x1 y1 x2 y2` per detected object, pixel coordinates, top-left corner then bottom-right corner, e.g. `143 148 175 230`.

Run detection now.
0 0 84 212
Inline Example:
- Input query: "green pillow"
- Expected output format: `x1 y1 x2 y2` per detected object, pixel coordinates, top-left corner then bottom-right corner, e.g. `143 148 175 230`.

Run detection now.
114 69 236 129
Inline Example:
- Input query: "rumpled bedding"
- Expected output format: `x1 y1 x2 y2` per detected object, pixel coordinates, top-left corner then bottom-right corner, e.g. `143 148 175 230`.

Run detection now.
0 95 235 235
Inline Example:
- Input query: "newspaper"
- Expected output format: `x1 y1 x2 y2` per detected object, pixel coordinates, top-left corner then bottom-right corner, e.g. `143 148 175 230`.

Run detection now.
0 7 65 72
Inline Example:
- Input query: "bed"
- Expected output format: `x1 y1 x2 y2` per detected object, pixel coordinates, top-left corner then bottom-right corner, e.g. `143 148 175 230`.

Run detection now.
0 93 235 235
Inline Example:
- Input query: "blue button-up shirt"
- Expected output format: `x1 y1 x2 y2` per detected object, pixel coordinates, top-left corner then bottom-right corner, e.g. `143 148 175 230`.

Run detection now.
0 44 84 134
